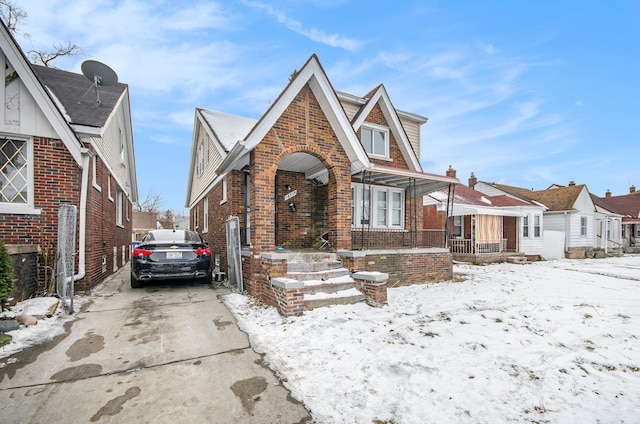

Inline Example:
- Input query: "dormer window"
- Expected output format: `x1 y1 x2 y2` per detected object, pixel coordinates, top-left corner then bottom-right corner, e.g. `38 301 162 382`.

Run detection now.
361 124 389 158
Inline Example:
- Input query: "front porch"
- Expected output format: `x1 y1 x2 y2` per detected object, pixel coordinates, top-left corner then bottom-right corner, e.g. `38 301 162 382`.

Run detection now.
241 247 451 316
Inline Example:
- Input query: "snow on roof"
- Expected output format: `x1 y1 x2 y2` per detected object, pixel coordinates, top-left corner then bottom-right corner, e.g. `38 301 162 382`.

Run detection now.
199 109 257 152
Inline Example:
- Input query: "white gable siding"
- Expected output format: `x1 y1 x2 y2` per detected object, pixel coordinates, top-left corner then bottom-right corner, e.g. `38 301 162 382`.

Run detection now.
0 54 58 139
399 116 420 158
338 99 360 121
85 98 134 200
189 121 224 205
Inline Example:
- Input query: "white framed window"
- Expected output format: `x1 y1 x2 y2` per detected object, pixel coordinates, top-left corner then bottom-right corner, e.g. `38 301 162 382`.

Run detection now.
534 215 541 237
361 124 389 158
523 216 530 238
92 155 101 191
107 175 113 202
0 136 40 214
352 185 370 226
391 191 403 226
580 216 588 236
453 216 463 238
116 188 123 226
220 176 228 204
203 196 208 233
194 207 199 229
351 183 403 229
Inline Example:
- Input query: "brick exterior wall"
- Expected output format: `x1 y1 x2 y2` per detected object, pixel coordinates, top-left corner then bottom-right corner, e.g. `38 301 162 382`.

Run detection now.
423 205 445 229
504 216 517 251
84 150 132 292
339 249 453 286
0 138 132 297
275 170 327 249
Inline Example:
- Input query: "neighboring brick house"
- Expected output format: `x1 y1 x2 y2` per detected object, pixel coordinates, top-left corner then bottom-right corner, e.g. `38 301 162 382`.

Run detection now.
0 21 137 299
593 186 640 251
132 211 158 242
185 55 458 312
474 180 622 258
423 167 544 263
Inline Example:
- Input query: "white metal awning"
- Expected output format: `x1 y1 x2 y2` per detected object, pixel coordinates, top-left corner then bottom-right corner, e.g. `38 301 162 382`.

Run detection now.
450 204 528 217
355 165 459 197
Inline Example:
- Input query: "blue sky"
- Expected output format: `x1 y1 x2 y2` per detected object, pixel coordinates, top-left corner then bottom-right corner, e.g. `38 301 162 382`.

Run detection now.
13 0 640 213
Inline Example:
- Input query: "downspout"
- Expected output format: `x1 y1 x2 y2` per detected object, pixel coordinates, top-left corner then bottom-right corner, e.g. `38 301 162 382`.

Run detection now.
73 148 90 282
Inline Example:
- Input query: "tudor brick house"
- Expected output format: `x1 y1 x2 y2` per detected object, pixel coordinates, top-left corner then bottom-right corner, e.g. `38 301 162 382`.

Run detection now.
0 21 137 299
186 55 458 315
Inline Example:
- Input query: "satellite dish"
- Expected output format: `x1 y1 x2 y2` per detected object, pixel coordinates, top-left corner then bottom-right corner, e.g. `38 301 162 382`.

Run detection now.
78 60 118 106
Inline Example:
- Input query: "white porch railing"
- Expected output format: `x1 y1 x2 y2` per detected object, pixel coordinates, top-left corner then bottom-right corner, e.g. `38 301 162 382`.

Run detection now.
450 238 507 254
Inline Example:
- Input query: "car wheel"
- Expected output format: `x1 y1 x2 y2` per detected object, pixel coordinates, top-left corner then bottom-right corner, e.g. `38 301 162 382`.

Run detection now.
131 273 143 288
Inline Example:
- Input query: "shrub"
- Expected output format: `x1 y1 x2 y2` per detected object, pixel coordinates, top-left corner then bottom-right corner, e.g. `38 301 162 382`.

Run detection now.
0 239 13 312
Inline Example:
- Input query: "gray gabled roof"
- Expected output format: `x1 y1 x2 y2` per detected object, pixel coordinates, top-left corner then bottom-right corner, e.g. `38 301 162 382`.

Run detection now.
32 64 127 128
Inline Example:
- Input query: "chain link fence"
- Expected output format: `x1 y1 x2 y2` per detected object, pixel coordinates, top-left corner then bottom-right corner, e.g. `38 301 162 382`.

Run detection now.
56 204 77 314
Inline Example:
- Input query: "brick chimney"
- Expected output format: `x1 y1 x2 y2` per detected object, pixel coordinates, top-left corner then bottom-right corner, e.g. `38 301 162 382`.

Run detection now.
631 185 636 194
568 181 576 186
605 189 611 198
468 172 477 188
446 165 456 178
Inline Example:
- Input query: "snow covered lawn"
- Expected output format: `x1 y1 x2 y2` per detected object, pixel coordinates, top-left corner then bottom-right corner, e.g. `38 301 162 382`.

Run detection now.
223 256 640 423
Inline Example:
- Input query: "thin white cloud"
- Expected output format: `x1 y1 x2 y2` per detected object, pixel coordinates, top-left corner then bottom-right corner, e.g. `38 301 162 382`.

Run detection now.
240 0 362 51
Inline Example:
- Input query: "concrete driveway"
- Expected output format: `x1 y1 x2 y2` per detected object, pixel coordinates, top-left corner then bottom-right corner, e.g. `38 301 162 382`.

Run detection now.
0 264 311 423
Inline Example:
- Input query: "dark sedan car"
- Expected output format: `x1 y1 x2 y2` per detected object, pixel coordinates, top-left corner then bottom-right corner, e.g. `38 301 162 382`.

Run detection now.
131 229 212 288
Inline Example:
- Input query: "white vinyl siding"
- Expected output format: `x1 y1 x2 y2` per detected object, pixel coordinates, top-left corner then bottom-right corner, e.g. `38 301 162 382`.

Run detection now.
189 123 225 207
399 116 421 158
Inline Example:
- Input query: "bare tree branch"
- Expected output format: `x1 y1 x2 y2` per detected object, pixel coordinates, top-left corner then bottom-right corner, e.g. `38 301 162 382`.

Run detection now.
28 42 82 67
135 189 165 213
0 0 27 34
1 1 82 67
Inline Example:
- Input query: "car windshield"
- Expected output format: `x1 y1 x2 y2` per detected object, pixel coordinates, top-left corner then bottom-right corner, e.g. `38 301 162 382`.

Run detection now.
144 230 201 243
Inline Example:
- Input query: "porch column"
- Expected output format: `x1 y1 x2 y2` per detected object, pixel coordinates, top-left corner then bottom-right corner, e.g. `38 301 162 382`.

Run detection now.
328 169 352 250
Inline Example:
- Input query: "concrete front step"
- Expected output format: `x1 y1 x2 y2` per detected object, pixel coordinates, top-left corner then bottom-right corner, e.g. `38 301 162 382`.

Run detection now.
304 288 366 310
287 260 344 273
288 267 350 282
302 275 356 294
289 252 338 263
507 256 528 264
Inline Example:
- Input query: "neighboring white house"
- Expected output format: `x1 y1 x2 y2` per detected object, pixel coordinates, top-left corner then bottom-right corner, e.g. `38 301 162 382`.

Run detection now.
474 181 621 259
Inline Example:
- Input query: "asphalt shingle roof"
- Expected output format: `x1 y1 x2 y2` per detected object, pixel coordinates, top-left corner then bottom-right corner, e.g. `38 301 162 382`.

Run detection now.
594 191 640 219
482 182 587 211
32 64 126 128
